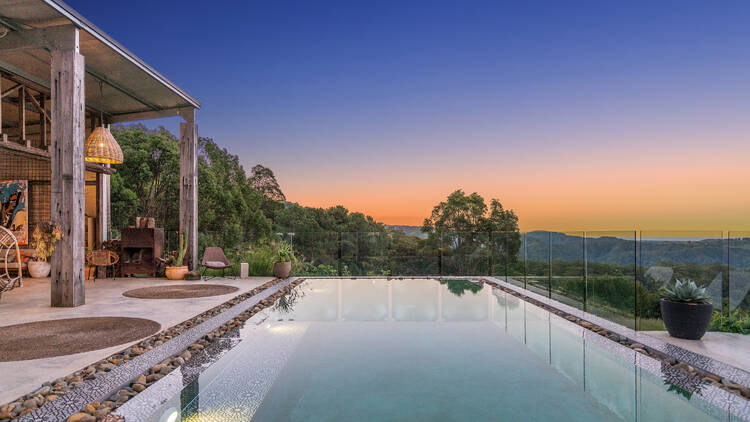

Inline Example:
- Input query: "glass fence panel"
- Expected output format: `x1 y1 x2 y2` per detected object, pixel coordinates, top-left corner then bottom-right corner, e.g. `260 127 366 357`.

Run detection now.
524 231 550 297
291 232 340 276
341 232 389 276
585 231 637 330
550 231 585 310
638 231 724 331
727 232 750 333
440 232 490 276
490 231 524 287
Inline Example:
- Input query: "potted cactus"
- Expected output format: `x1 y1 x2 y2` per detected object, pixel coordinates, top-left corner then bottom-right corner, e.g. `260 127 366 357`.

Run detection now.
660 279 713 340
165 230 189 280
273 241 294 278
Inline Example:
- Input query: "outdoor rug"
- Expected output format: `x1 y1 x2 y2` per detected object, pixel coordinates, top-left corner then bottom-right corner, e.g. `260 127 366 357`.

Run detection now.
122 284 239 299
0 317 161 361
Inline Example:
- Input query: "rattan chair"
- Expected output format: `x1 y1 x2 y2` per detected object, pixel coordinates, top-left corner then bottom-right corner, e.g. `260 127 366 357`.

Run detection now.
201 247 235 279
86 249 120 282
0 226 22 299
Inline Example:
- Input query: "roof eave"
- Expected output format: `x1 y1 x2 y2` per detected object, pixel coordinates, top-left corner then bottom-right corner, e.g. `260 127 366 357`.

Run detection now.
42 0 201 110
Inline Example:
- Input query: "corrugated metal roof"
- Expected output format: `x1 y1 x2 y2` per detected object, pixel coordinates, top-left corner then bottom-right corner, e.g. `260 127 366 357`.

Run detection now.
0 0 199 120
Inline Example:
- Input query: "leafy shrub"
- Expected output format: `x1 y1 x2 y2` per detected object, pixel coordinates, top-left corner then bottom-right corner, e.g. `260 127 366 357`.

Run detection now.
294 262 350 276
276 241 295 263
239 245 276 276
710 310 750 334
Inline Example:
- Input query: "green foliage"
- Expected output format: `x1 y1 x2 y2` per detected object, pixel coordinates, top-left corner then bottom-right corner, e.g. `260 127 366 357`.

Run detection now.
238 245 276 276
276 241 295 262
710 310 750 334
110 125 180 236
421 190 521 275
294 262 351 276
250 165 286 219
662 279 711 304
110 125 273 254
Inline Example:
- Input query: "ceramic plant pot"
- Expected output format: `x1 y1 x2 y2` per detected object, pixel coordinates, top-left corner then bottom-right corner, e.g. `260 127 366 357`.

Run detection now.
660 299 713 340
273 261 292 278
165 266 189 280
28 261 51 278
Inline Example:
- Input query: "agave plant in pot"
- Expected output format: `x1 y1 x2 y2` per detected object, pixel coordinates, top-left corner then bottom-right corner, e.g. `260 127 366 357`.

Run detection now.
29 222 63 278
660 279 713 340
165 230 189 280
273 241 295 278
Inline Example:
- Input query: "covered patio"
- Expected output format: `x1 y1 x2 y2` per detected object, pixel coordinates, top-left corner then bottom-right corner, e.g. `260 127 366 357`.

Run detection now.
0 0 200 307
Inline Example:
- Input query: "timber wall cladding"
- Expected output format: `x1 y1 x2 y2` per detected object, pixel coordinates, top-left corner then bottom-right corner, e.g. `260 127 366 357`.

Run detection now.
0 149 51 230
0 149 97 233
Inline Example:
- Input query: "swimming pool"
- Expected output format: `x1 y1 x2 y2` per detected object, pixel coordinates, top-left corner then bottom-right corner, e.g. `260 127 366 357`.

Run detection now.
141 278 748 421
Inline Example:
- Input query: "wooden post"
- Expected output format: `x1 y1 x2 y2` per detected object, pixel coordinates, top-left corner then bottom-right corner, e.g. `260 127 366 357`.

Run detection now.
179 107 198 271
18 85 26 146
41 93 48 147
50 26 85 307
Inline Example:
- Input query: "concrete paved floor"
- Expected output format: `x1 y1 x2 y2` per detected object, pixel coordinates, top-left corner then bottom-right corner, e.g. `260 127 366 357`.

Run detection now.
0 276 273 404
644 330 750 374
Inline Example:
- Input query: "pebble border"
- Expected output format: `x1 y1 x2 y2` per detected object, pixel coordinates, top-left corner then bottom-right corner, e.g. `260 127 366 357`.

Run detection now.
0 278 288 422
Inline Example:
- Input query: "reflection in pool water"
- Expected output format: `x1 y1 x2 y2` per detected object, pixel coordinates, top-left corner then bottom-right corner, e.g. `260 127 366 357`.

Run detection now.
144 278 744 422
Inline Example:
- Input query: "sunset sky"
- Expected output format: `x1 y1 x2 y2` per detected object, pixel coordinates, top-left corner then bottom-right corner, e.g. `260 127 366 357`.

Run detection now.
69 0 750 231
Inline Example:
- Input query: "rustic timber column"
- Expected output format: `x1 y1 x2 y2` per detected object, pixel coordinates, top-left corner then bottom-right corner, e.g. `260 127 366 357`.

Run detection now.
179 107 198 271
50 26 86 307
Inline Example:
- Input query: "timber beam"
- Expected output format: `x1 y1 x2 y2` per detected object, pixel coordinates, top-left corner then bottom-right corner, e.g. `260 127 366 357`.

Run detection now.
0 24 79 52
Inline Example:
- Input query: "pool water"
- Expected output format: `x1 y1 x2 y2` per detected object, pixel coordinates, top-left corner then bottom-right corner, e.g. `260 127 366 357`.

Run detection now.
147 278 743 421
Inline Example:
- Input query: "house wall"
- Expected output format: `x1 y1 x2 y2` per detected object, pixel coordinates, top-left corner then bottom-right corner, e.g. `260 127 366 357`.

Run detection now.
0 148 98 247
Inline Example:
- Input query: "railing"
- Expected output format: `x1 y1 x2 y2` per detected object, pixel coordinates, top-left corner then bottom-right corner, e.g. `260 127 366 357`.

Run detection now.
194 229 750 332
280 230 749 332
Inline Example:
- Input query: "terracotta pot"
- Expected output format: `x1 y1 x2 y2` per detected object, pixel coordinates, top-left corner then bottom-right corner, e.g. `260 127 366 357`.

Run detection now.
166 266 189 280
28 261 51 278
273 261 292 278
660 299 713 340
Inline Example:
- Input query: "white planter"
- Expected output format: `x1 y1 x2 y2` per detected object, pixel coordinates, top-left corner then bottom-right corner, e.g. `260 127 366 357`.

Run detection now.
28 261 51 278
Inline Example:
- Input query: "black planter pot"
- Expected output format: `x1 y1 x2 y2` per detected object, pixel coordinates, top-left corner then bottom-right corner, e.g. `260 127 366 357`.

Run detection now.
660 299 713 340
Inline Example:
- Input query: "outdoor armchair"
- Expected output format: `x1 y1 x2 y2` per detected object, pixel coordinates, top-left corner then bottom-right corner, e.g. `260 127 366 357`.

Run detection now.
201 247 235 279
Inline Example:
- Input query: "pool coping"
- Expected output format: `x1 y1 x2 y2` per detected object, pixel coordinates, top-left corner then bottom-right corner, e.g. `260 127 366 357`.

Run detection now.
15 278 295 422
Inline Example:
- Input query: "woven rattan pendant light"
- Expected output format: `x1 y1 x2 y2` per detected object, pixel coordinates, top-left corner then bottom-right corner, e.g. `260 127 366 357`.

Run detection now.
85 81 123 164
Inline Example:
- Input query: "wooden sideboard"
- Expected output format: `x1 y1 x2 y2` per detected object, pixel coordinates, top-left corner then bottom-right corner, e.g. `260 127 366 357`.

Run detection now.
120 228 163 277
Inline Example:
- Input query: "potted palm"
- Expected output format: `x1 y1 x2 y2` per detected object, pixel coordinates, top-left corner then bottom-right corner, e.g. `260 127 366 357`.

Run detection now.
165 230 189 280
29 222 63 278
273 241 294 278
660 279 713 340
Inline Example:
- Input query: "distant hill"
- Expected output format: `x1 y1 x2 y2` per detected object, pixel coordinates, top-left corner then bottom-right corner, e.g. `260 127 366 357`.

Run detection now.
386 228 750 268
523 231 750 268
387 225 428 239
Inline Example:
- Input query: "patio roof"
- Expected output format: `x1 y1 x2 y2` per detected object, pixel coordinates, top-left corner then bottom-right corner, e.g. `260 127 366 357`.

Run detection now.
0 0 200 122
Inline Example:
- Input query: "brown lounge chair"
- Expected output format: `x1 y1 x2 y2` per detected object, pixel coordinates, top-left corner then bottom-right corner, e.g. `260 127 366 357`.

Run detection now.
201 247 235 279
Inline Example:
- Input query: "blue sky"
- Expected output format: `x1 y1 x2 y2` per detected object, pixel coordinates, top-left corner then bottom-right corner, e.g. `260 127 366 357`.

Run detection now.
67 0 750 228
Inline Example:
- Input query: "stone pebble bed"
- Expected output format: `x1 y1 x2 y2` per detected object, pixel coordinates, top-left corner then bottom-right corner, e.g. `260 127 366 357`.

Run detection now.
0 278 305 422
478 277 750 402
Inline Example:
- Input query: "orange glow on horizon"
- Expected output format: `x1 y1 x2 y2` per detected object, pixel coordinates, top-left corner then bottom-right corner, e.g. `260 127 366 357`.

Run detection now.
278 135 750 232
